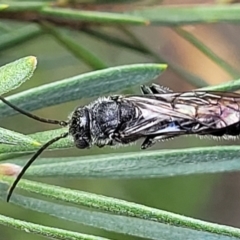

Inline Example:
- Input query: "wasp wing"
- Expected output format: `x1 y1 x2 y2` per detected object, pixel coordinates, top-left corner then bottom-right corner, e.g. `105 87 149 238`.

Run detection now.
122 90 240 137
175 91 240 130
144 91 240 130
121 95 193 137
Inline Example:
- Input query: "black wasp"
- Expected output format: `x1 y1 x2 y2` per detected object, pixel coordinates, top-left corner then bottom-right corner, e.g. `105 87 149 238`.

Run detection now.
2 83 240 201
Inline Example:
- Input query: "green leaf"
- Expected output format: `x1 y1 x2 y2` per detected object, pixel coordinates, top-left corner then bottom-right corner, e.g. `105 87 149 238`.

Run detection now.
129 4 240 25
118 26 208 88
0 56 37 95
0 25 42 52
41 22 108 69
4 145 240 178
82 28 150 55
1 177 240 239
168 63 208 88
0 63 167 118
0 186 235 240
40 7 149 25
0 23 11 32
0 4 7 10
2 2 45 11
0 152 29 161
0 129 69 155
200 78 240 92
0 212 111 240
173 27 240 78
0 127 40 147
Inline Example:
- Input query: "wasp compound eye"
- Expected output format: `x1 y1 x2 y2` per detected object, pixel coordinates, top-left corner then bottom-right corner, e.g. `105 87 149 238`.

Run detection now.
68 107 91 149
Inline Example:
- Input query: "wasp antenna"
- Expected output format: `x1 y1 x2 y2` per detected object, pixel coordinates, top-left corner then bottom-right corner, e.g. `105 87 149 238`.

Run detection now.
7 132 69 202
0 96 68 127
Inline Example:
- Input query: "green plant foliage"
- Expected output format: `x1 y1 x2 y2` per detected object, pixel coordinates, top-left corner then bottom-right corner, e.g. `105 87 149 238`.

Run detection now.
1 2 240 240
0 212 111 240
0 57 40 146
130 4 240 24
1 177 240 239
0 184 234 240
5 145 240 179
0 127 40 146
0 56 37 95
0 57 240 240
0 63 167 118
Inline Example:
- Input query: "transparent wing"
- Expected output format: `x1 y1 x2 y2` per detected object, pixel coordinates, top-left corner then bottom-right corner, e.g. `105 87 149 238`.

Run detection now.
121 95 192 137
122 90 240 137
175 91 240 129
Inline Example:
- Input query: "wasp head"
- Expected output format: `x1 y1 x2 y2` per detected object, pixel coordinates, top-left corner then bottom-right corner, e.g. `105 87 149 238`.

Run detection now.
68 107 91 149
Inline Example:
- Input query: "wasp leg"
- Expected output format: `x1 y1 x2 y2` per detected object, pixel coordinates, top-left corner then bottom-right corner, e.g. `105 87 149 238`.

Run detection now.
140 85 152 94
110 95 120 101
141 134 179 149
96 142 105 148
140 84 172 95
96 139 115 148
141 137 156 149
149 83 172 93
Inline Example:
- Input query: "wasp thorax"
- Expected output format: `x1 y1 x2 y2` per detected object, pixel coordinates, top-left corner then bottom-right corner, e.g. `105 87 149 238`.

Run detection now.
69 107 91 149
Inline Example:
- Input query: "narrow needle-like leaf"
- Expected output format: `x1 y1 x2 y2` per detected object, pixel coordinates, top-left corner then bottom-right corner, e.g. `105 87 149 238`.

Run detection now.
41 22 108 69
0 56 37 95
174 27 240 78
0 213 112 240
1 177 240 239
0 127 41 147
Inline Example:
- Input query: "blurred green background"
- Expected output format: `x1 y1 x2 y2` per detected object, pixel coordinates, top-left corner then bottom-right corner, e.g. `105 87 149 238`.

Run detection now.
1 0 240 239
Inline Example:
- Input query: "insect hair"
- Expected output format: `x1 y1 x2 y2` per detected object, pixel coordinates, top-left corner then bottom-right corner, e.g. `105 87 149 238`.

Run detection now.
0 96 69 202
